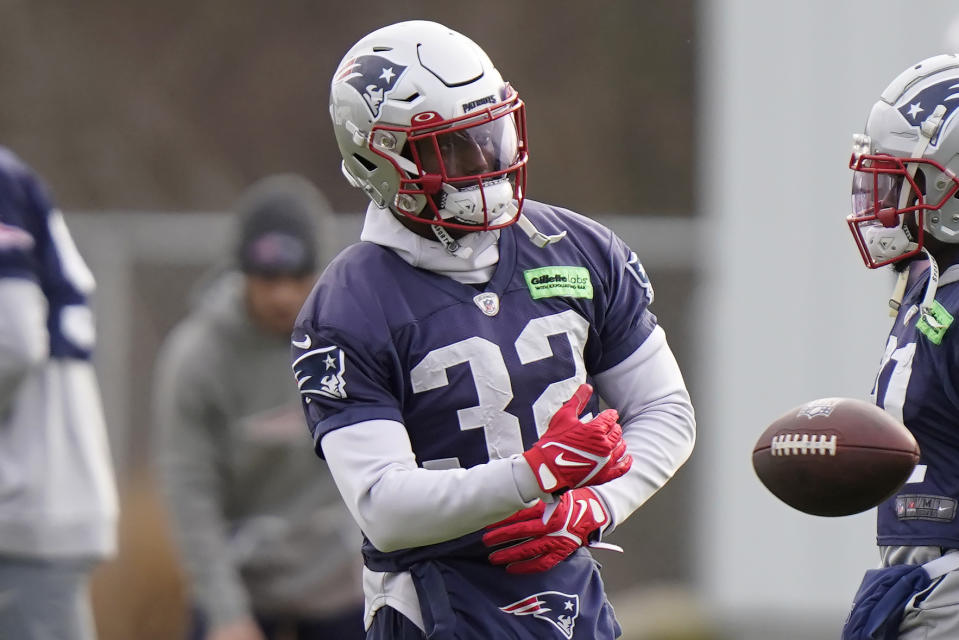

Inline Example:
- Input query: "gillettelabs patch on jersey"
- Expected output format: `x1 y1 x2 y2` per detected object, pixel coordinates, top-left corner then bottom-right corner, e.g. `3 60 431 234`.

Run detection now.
898 78 959 144
500 591 579 639
916 301 953 345
334 54 407 118
523 266 593 300
292 344 348 400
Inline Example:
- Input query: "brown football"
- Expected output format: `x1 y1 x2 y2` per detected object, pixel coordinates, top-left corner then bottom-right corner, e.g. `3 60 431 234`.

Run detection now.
752 397 920 516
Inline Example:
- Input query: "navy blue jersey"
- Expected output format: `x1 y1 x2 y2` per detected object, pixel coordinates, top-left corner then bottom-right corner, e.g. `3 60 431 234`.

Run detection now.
0 148 94 360
293 200 656 470
873 268 959 548
292 201 654 636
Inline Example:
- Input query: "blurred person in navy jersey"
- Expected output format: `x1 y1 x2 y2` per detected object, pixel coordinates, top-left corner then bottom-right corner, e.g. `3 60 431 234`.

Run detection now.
155 175 365 640
0 147 119 640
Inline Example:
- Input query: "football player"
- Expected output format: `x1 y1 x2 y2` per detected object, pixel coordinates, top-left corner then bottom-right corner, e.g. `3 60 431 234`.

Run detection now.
842 55 959 640
0 147 118 640
292 20 696 639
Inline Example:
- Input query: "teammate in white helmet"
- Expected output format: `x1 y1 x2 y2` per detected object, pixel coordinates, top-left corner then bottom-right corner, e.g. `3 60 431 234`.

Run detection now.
842 55 959 640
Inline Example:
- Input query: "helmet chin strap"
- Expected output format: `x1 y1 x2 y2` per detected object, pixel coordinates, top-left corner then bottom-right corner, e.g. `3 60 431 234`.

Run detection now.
430 223 473 258
902 104 947 224
892 105 946 250
428 198 567 257
888 269 909 317
516 213 567 248
883 103 947 310
888 247 947 328
430 213 567 257
421 174 568 254
919 247 947 329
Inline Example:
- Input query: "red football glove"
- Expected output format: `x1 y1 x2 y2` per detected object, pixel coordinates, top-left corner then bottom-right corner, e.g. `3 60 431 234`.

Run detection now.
522 384 631 494
483 487 620 574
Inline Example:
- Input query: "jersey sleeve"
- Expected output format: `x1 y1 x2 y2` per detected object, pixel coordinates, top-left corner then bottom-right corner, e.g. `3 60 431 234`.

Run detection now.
0 155 46 281
592 231 658 372
0 151 95 360
292 276 407 455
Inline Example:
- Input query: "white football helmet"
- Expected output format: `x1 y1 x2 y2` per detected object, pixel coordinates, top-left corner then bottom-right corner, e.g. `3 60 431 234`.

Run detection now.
329 21 528 233
848 54 959 268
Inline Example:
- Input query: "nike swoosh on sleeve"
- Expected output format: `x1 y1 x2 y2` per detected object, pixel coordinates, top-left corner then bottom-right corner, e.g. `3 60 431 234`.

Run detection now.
292 335 312 349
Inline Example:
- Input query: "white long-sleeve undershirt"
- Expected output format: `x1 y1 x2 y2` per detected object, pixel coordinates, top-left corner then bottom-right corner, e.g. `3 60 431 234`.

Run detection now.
322 426 538 552
591 325 696 528
0 279 49 418
320 325 695 551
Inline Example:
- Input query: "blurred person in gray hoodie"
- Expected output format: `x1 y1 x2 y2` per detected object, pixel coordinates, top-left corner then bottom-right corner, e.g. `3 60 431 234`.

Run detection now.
0 146 118 640
155 175 364 640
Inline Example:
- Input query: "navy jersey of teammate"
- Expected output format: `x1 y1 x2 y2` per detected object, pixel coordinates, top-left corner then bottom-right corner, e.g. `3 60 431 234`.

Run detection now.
872 263 959 549
0 148 94 360
293 21 696 640
0 147 117 640
842 55 959 640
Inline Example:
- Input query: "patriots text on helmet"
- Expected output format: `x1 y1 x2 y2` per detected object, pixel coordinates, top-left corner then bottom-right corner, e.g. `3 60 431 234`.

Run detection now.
463 95 497 113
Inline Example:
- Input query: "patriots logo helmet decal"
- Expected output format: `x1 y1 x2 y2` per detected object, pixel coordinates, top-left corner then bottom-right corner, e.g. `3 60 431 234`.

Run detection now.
334 54 407 118
501 591 580 639
897 78 959 144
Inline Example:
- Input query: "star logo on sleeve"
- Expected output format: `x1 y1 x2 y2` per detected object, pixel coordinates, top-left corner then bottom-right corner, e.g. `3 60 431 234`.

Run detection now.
292 345 348 400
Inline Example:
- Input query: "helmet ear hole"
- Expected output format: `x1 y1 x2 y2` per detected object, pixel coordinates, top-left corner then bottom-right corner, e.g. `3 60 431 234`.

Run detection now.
353 154 377 174
913 167 927 195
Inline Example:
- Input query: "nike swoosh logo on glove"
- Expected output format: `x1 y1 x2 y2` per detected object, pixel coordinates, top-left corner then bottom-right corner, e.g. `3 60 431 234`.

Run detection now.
554 453 591 467
572 499 589 526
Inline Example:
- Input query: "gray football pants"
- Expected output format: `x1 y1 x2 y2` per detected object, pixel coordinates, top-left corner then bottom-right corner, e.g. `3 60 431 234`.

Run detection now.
0 556 97 640
881 546 959 640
